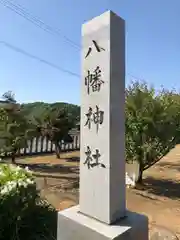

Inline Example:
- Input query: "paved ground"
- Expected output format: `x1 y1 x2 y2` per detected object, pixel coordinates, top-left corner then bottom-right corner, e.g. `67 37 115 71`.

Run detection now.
16 146 180 238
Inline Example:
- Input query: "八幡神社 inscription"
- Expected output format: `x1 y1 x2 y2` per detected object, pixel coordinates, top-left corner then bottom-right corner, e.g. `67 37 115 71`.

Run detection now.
85 66 104 95
84 40 105 170
85 40 105 58
85 105 104 133
84 146 105 169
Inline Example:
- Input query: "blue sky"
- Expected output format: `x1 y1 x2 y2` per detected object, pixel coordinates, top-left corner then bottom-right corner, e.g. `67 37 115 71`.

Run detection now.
0 0 180 104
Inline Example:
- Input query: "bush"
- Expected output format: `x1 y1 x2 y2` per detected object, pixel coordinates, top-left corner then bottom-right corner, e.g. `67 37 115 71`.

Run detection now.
0 164 57 240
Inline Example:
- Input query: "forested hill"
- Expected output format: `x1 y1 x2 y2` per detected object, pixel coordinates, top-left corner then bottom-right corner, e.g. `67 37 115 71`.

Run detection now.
20 102 80 122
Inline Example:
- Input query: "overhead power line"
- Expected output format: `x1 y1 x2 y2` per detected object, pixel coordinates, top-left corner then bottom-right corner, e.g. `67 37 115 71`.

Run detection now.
0 40 143 82
0 40 80 78
0 0 81 50
0 0 145 82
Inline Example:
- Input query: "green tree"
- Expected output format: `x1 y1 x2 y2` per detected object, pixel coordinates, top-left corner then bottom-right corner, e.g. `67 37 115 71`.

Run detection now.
125 81 180 184
0 107 35 164
5 114 34 163
35 108 74 159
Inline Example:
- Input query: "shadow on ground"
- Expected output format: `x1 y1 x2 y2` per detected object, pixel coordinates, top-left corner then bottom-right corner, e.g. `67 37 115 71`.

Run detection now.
144 177 180 199
34 173 79 181
158 161 180 172
18 163 79 176
66 157 80 162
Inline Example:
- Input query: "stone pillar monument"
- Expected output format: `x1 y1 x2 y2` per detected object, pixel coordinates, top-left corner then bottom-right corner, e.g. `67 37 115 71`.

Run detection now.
57 10 148 240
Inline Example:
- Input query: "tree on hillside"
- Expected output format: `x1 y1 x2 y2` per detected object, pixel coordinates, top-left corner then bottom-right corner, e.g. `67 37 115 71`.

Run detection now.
125 81 180 184
20 102 80 124
35 108 74 159
2 91 16 103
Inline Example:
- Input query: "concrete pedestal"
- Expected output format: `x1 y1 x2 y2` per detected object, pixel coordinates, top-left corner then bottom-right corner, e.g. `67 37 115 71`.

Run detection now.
57 205 148 240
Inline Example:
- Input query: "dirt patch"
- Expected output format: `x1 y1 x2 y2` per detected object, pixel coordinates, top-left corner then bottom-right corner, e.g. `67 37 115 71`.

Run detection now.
17 147 180 237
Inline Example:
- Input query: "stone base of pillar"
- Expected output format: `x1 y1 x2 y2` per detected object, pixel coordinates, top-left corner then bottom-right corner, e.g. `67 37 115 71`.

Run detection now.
57 205 148 240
